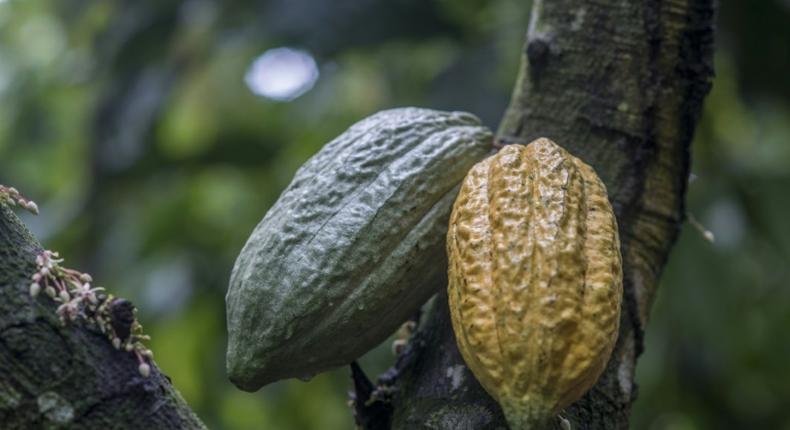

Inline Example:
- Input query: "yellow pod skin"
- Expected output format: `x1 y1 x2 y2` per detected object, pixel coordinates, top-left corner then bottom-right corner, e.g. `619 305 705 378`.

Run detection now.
447 138 623 429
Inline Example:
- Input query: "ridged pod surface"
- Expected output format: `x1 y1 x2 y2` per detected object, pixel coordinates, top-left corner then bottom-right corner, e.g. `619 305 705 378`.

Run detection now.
447 138 622 429
227 107 493 391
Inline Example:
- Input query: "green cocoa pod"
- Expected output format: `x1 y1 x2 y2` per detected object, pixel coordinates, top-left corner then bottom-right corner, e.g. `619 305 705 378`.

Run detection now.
226 108 493 391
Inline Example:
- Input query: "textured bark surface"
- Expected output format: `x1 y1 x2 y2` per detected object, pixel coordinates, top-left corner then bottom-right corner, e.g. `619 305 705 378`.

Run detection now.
382 0 715 429
0 204 206 429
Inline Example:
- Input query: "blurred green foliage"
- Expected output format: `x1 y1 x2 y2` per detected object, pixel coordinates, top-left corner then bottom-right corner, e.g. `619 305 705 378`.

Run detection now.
0 0 788 429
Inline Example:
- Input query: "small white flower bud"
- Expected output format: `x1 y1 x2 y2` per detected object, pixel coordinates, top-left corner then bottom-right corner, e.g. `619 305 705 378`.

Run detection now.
112 338 121 349
391 339 408 356
45 286 56 298
30 283 41 297
125 343 134 352
138 362 151 378
8 187 18 195
32 273 41 281
40 267 49 276
58 290 70 302
142 349 154 359
25 201 39 215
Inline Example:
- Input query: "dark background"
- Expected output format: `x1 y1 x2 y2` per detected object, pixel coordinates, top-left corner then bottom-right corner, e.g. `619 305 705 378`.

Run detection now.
0 0 788 428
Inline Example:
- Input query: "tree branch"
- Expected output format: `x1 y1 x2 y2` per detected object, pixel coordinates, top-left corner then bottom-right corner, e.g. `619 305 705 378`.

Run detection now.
385 1 714 428
0 204 205 429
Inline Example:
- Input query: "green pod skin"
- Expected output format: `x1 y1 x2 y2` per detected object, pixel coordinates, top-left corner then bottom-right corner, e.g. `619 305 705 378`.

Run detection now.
226 108 493 391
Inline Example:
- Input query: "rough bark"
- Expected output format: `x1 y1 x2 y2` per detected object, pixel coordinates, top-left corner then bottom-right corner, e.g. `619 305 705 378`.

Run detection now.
0 204 206 429
377 1 715 429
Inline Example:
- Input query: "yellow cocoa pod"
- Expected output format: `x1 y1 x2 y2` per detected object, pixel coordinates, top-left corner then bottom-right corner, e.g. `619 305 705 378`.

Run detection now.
447 138 622 429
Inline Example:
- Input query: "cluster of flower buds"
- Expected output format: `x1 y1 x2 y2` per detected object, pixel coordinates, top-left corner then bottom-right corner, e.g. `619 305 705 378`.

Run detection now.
30 249 154 377
391 320 417 356
0 184 39 215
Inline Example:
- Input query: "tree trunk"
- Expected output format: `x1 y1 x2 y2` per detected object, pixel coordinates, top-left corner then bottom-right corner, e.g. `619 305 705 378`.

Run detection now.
375 1 715 429
0 204 206 429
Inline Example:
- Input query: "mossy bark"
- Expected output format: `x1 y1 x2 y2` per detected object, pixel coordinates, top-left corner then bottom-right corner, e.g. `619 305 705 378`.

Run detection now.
0 204 206 429
378 1 715 429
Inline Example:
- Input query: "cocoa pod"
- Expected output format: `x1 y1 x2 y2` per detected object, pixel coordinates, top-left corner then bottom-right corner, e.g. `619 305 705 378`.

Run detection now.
227 107 493 391
447 138 622 429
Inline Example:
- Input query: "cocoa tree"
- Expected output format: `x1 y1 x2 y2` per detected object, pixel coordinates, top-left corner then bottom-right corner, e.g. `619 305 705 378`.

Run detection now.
370 1 714 429
0 0 712 428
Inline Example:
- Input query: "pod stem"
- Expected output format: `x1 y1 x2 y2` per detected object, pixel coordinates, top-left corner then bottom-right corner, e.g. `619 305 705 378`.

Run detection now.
502 402 551 430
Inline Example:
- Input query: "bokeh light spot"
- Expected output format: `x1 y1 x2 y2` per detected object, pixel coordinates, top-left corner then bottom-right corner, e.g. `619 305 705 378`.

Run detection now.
244 47 319 101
